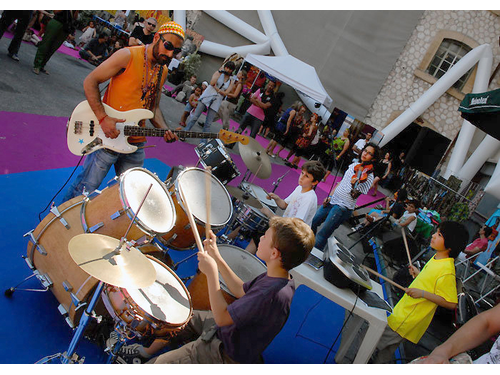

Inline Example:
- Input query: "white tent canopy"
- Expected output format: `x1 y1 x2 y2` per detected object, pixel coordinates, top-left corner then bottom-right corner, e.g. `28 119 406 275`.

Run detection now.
244 54 333 108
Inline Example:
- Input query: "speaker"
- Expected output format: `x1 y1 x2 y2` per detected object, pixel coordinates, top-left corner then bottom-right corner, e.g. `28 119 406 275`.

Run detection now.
405 127 451 176
385 122 422 156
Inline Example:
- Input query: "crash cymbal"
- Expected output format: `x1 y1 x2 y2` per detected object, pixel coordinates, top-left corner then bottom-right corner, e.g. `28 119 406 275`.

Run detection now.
68 233 156 289
239 138 272 179
226 185 263 209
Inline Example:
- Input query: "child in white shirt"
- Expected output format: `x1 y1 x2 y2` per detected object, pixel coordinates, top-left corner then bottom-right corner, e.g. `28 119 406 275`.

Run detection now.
244 161 325 254
265 161 326 226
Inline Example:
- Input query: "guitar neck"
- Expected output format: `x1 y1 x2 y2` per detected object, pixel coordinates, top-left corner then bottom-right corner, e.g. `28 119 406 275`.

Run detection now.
124 126 220 139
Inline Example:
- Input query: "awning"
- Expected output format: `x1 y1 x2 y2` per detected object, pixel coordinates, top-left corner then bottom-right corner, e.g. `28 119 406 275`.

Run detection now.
458 88 500 141
244 54 333 108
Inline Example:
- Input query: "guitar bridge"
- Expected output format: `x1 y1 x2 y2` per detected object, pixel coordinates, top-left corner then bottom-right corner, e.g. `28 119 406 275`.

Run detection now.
81 137 103 155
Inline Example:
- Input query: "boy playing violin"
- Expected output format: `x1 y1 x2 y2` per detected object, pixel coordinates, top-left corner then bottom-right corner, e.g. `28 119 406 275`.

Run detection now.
311 143 379 251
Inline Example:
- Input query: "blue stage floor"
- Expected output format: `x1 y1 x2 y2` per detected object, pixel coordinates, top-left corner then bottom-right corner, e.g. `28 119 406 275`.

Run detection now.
0 158 347 364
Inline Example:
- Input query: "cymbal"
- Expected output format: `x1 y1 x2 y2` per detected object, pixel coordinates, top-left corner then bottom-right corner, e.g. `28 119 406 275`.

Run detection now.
68 233 156 289
226 185 263 209
239 138 272 179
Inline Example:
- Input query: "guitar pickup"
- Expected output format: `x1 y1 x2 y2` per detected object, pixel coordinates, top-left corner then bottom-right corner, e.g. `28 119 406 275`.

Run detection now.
75 121 83 135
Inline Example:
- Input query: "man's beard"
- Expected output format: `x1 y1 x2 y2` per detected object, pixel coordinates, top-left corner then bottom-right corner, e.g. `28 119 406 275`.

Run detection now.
152 40 171 66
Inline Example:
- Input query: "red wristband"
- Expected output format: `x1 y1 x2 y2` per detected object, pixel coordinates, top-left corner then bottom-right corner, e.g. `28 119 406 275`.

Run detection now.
98 115 108 124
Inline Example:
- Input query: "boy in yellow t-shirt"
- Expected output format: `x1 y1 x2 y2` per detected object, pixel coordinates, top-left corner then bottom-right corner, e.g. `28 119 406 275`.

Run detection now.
373 221 469 363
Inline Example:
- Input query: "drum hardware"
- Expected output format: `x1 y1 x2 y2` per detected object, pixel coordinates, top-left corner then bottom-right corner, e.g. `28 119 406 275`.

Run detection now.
226 185 263 209
4 258 52 297
36 280 107 364
50 203 70 229
114 182 153 252
271 169 290 193
239 181 277 211
24 229 47 256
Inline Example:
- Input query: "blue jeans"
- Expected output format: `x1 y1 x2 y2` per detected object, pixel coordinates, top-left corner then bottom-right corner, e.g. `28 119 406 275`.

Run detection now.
185 101 218 136
311 203 352 251
237 112 262 138
62 143 145 202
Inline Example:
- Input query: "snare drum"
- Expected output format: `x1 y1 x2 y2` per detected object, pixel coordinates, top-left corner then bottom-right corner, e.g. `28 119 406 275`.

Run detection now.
240 182 277 211
82 168 176 240
102 255 193 338
159 168 233 250
233 201 269 233
188 244 267 310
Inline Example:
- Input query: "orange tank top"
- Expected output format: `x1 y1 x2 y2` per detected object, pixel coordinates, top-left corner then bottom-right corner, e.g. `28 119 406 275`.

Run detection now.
103 45 167 144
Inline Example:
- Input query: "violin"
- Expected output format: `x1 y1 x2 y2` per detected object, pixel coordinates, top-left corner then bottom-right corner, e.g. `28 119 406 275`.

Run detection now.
351 162 374 187
350 162 374 199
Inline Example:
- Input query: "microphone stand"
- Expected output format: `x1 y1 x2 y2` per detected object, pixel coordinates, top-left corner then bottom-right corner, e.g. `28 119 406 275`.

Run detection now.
272 170 290 193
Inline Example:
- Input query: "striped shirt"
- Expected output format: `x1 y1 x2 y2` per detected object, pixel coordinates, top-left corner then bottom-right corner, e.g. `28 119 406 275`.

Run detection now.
330 163 374 210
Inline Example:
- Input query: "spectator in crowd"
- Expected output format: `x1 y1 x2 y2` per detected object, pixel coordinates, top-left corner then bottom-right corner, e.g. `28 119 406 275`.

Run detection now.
177 85 202 127
33 10 78 75
457 226 493 263
371 151 393 196
0 10 33 61
79 33 109 66
216 70 247 130
113 10 127 28
285 113 320 169
236 81 275 138
133 16 145 29
330 127 351 173
258 92 285 138
266 102 305 159
352 132 372 162
105 38 125 59
165 74 197 103
78 20 96 47
129 17 157 46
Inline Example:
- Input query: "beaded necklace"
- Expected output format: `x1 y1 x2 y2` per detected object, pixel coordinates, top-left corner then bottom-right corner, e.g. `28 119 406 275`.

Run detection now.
141 45 161 108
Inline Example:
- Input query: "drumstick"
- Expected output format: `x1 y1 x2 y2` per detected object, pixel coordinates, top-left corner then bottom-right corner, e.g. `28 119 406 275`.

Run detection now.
179 183 205 253
251 163 264 184
205 167 212 239
401 227 414 277
361 265 408 292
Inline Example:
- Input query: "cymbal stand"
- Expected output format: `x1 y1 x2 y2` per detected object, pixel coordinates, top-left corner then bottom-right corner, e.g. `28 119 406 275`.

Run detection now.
36 281 105 364
114 183 153 254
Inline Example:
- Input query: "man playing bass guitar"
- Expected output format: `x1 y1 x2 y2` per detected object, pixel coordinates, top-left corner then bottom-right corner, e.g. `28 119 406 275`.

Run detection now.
63 21 184 202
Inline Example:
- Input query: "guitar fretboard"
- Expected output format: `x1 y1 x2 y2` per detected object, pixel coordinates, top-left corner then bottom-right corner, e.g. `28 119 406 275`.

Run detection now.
124 126 220 139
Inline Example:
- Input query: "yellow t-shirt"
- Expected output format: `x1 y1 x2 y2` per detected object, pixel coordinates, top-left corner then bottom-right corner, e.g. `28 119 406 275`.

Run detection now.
387 256 457 343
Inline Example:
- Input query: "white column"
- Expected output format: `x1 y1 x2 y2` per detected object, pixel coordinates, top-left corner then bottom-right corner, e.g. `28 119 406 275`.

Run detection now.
457 135 500 184
173 10 186 31
203 10 269 44
257 10 289 56
379 44 493 148
199 40 271 58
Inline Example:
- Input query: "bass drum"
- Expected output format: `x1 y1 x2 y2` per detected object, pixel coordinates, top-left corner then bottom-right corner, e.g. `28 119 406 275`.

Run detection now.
26 196 98 327
188 244 267 310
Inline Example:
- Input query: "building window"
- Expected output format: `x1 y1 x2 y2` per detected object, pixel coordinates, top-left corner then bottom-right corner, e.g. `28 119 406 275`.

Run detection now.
415 31 479 100
426 39 473 91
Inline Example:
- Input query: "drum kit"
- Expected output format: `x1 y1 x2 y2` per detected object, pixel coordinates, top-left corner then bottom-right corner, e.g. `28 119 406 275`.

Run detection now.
11 136 280 363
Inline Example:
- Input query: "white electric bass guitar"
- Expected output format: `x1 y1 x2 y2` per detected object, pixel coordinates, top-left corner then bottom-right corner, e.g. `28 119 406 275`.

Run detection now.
66 100 249 156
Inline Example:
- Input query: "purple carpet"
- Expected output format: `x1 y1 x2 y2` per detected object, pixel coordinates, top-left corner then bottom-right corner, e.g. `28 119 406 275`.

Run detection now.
0 111 384 209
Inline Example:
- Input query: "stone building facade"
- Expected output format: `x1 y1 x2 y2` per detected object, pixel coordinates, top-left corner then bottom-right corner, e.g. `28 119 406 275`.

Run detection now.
366 10 500 161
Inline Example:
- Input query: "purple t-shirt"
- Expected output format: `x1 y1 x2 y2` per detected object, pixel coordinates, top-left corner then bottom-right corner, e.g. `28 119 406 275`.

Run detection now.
216 273 295 363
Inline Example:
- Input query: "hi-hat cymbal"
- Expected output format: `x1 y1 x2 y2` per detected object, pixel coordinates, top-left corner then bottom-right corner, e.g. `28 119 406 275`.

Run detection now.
68 233 156 289
226 185 263 209
239 138 272 179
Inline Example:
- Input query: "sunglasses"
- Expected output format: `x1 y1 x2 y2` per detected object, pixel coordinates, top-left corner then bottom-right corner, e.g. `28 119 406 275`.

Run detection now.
159 36 182 55
147 22 157 27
